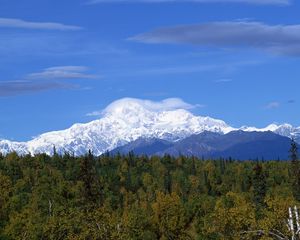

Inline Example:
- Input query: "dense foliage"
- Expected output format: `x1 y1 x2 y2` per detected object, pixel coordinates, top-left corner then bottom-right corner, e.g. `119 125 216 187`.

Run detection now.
0 150 299 239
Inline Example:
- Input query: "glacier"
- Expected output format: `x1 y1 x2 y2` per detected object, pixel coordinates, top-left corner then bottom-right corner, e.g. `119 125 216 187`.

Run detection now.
0 98 299 156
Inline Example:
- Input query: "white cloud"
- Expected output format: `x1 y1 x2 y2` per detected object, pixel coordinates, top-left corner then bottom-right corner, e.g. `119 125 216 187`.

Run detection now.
87 98 204 117
88 0 290 5
27 66 98 80
0 18 82 31
86 111 104 117
265 101 280 109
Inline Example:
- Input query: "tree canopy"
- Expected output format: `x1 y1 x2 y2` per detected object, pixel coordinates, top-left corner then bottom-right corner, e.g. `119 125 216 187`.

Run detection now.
0 151 299 239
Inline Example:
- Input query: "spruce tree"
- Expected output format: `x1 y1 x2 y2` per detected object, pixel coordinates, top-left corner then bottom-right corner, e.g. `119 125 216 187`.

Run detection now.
290 139 300 201
79 150 101 204
290 138 298 163
252 163 266 217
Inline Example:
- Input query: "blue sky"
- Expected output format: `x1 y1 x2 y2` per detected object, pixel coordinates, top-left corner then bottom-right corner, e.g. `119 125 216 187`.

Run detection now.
0 0 299 141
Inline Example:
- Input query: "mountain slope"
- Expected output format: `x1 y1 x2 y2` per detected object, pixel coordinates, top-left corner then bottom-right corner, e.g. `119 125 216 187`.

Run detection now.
111 138 173 156
114 131 296 160
0 98 299 156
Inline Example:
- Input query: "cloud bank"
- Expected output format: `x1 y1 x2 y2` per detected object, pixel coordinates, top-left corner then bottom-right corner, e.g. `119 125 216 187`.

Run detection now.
130 21 300 56
88 0 290 5
0 18 81 31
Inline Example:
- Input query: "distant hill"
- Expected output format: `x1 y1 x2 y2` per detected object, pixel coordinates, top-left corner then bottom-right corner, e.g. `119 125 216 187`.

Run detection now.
111 131 297 160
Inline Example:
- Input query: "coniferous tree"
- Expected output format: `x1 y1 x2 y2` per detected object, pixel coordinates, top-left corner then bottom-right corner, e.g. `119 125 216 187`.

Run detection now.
290 138 298 163
252 163 267 215
79 150 101 204
290 139 300 201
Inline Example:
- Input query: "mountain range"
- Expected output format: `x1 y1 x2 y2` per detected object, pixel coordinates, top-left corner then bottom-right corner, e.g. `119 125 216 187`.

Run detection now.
112 131 297 160
0 98 299 159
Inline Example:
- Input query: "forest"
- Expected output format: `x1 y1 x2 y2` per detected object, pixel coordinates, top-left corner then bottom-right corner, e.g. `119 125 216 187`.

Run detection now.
0 143 299 240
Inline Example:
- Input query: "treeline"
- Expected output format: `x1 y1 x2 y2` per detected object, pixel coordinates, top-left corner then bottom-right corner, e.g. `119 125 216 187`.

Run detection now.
0 150 299 239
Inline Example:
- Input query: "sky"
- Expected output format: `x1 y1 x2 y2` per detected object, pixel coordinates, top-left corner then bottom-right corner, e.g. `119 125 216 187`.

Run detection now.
0 0 300 141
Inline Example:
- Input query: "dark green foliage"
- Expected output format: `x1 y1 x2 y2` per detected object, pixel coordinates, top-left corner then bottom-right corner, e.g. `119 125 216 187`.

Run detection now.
0 152 298 239
252 163 267 215
290 139 298 163
79 150 102 204
290 139 300 201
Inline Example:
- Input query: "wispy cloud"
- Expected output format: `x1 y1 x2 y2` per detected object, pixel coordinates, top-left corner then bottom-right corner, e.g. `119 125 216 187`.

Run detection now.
86 110 104 117
27 66 98 80
215 78 233 83
0 18 82 31
114 60 260 77
88 0 290 5
130 21 300 56
135 64 216 75
0 32 129 59
265 101 280 109
0 66 96 97
0 80 74 97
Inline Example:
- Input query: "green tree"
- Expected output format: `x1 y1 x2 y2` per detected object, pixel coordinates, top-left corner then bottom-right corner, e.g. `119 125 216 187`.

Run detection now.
0 173 12 232
79 150 102 204
290 139 300 201
252 163 267 216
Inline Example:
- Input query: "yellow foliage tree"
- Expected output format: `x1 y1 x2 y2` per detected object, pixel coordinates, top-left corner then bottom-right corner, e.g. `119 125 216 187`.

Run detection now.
205 191 256 240
152 191 191 240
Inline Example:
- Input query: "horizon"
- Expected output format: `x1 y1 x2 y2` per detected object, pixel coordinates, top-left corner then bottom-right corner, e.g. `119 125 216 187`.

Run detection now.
1 0 300 141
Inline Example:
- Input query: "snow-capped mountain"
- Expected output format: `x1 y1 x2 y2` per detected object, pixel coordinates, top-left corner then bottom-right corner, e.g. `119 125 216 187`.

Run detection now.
0 98 299 156
241 123 300 141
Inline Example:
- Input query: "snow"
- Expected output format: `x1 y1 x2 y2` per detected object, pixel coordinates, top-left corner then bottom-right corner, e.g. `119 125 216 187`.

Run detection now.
0 98 299 156
241 123 300 138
